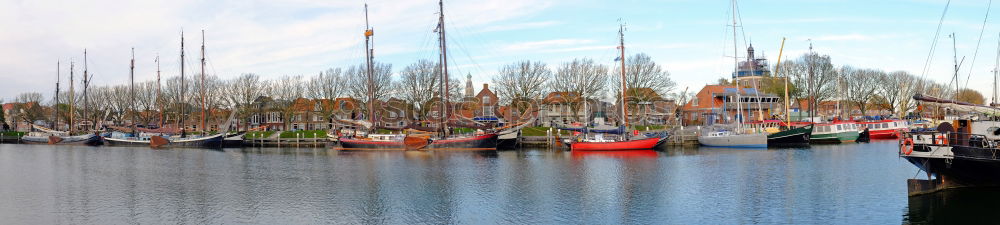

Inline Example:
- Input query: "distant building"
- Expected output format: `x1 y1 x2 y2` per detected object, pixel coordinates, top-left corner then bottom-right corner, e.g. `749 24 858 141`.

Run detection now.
680 85 780 125
732 45 772 89
464 73 474 98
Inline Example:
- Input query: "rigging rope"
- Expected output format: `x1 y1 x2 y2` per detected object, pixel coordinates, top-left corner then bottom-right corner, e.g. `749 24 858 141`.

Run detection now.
963 0 993 90
917 0 952 87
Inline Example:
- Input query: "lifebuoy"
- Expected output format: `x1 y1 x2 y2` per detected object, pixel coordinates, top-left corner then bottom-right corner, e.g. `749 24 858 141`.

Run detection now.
901 138 914 155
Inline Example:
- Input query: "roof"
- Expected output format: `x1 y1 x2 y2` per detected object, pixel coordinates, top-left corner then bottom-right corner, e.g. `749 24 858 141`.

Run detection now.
625 88 663 101
543 92 583 104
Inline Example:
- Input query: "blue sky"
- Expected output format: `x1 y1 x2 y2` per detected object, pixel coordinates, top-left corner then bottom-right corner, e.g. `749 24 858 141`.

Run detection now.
1 0 997 102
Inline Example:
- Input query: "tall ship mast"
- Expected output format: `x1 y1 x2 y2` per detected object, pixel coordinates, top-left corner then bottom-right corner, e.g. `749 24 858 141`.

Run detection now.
83 49 90 131
200 30 207 132
180 31 187 136
54 61 60 129
437 0 450 137
564 21 665 151
337 1 498 151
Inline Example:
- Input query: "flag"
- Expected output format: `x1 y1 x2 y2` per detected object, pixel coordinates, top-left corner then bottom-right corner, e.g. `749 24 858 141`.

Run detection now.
614 56 621 62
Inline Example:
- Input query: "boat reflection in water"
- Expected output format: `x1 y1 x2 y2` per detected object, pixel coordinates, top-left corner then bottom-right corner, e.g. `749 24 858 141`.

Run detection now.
904 188 1000 224
571 150 658 158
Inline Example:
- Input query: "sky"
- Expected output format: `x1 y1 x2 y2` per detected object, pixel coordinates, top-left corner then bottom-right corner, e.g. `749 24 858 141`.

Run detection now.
1 0 998 103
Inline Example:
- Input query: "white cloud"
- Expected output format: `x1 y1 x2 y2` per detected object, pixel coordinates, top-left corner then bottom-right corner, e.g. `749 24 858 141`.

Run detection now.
0 0 558 100
501 39 597 52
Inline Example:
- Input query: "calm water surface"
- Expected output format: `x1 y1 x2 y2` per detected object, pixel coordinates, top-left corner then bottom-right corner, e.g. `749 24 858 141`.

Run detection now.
0 141 991 224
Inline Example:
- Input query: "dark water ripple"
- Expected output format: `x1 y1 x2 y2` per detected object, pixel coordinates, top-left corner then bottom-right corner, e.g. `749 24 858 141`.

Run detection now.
0 141 994 224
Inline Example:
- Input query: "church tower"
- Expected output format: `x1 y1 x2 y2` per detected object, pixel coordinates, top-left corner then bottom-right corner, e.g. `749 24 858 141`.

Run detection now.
464 73 474 98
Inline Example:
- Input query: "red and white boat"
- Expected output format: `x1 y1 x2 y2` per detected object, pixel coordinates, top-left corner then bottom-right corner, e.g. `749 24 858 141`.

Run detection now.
858 119 908 139
567 27 664 151
569 135 663 151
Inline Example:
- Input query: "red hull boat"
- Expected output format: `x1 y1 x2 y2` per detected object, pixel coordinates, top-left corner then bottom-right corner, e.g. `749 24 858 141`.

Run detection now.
858 119 908 139
570 137 663 151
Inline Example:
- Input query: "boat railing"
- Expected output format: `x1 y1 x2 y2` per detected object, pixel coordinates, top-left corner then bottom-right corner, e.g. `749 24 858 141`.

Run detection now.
905 131 1000 149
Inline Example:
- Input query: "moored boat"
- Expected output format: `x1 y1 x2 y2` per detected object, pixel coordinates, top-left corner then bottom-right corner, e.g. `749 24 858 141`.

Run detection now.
766 124 813 147
105 133 226 148
698 131 768 148
858 119 908 139
570 136 663 151
810 122 860 144
338 133 496 151
21 132 104 146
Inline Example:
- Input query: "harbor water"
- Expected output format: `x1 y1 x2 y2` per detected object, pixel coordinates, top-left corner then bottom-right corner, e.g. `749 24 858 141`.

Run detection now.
0 141 989 224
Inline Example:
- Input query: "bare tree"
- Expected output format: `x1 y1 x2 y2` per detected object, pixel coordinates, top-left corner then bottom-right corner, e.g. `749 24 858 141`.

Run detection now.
306 68 346 100
346 62 393 120
12 92 45 127
609 53 676 125
273 75 304 130
493 60 550 110
550 58 608 122
223 73 270 130
397 59 440 120
841 66 880 116
781 52 837 116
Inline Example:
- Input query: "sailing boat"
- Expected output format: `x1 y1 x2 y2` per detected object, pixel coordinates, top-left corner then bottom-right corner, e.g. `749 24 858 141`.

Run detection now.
697 0 769 148
22 55 104 146
104 31 226 148
757 38 812 147
567 23 664 151
338 1 497 151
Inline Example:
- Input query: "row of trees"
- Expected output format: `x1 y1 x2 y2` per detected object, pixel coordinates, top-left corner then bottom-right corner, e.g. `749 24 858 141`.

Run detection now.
5 52 678 130
755 52 983 118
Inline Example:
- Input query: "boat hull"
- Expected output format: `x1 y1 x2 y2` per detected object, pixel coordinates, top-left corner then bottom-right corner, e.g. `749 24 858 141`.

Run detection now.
338 138 406 150
767 125 812 147
497 131 519 150
810 131 859 144
427 134 498 149
21 134 104 146
698 133 767 148
869 129 902 139
903 148 1000 187
105 134 225 149
338 134 498 150
570 137 663 151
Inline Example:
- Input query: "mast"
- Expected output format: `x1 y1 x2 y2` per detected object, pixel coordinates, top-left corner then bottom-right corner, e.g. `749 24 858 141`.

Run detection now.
55 61 60 130
69 61 75 133
731 0 743 129
156 54 162 127
130 48 136 135
437 0 450 136
952 32 960 99
775 37 788 129
618 22 629 137
808 41 815 122
364 4 375 125
994 32 999 105
200 30 207 132
83 49 90 131
180 31 187 136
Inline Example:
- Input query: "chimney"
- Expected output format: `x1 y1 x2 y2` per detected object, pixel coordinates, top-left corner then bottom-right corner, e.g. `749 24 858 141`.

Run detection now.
483 83 489 90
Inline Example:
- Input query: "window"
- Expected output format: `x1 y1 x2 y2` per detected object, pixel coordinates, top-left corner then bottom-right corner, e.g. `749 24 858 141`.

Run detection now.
483 97 491 105
693 98 699 106
836 125 842 130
